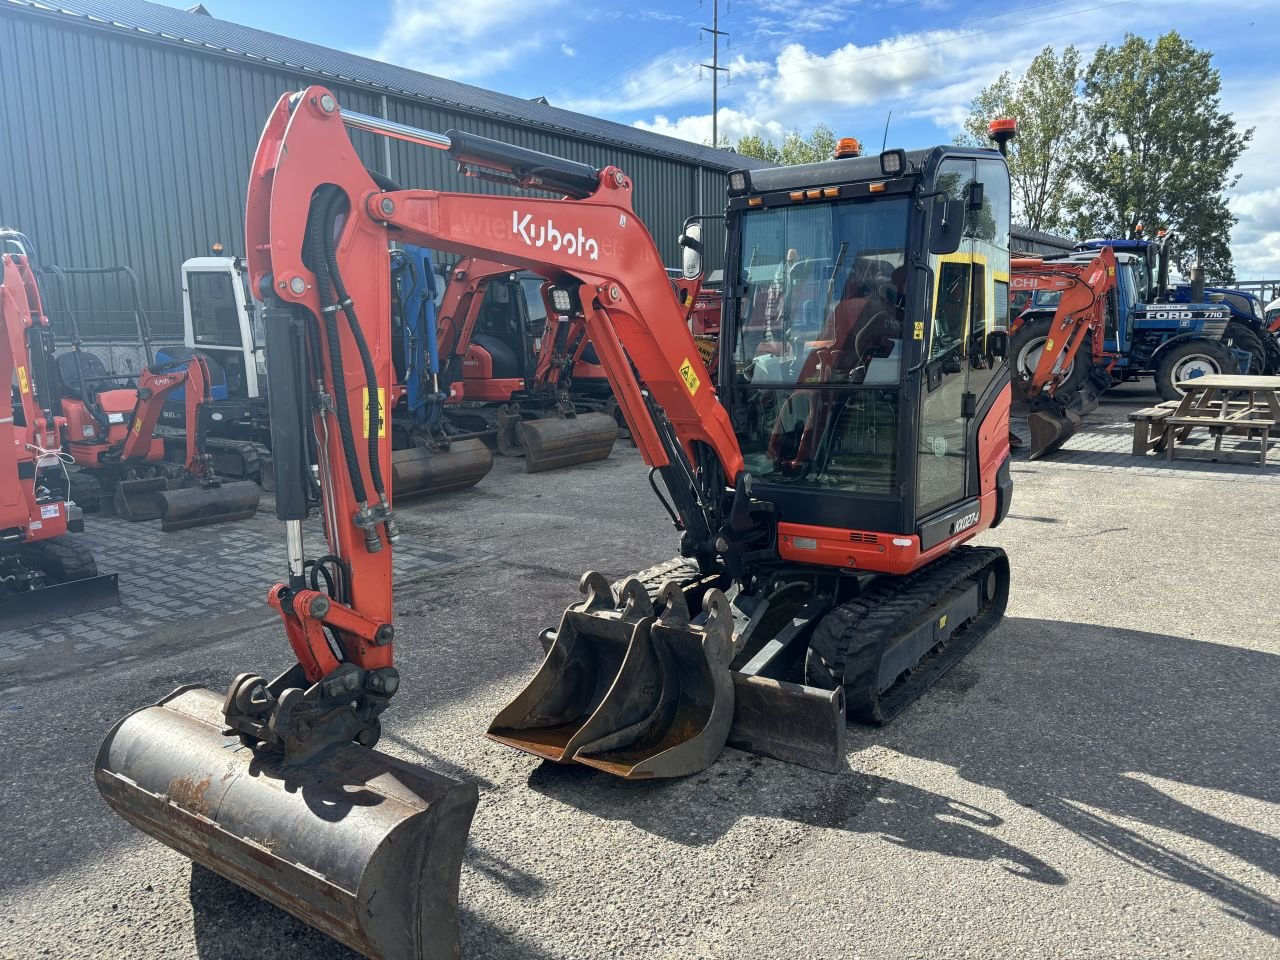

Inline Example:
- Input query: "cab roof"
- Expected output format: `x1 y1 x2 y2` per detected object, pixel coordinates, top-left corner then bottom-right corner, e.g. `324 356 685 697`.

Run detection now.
738 145 1003 195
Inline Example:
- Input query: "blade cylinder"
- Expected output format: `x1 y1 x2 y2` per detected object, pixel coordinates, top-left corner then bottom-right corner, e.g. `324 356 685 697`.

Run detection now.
95 686 478 960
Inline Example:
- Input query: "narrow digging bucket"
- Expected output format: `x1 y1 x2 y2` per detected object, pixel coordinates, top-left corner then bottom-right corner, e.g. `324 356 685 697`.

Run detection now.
392 440 493 501
485 572 652 762
112 476 172 522
518 413 618 473
95 686 479 960
569 583 736 780
1027 408 1083 460
156 481 261 532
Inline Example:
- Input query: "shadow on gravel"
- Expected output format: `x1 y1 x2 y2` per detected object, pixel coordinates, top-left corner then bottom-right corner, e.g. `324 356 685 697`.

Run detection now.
189 863 556 960
903 617 1280 938
526 745 1065 885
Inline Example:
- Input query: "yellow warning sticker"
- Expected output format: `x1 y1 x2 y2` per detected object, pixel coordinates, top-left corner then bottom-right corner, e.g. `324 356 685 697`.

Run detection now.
132 416 143 436
679 357 701 396
1046 338 1055 351
16 366 28 395
913 321 924 340
363 387 387 438
939 614 948 630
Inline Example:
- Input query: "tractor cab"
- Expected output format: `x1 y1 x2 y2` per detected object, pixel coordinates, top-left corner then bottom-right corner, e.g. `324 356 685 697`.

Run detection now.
721 145 1013 554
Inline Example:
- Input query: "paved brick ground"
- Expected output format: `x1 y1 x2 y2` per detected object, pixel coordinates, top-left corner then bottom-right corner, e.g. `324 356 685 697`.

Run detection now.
0 498 485 672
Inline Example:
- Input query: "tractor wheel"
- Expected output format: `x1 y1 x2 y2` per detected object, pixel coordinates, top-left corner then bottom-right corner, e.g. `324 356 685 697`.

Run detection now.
1009 318 1089 413
1155 339 1237 401
1226 321 1269 376
20 535 99 584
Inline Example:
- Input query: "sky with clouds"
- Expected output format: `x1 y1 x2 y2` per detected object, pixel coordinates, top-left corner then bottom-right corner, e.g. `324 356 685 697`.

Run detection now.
158 0 1279 279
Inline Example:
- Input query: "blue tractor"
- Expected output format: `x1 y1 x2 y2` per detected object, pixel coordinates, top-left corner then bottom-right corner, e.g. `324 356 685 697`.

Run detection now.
1074 234 1278 381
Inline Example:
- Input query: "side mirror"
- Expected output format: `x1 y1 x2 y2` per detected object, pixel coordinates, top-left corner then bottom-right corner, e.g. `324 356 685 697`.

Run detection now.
987 329 1009 358
929 199 966 255
968 182 985 211
679 223 704 281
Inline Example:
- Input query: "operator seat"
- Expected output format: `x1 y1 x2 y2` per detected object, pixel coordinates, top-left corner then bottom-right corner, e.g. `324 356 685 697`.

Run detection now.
56 349 112 398
470 335 522 379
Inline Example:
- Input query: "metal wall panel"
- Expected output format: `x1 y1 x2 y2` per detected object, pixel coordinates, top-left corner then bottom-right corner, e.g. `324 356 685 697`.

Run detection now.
0 9 729 341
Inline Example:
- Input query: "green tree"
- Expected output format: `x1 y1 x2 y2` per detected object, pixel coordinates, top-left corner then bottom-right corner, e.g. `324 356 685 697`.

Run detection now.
1070 31 1252 282
731 124 839 165
959 45 1083 234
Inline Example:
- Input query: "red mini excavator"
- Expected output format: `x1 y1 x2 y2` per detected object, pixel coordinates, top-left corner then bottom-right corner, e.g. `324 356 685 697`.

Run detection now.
36 264 260 530
1007 246 1117 458
96 90 1015 960
1 233 119 628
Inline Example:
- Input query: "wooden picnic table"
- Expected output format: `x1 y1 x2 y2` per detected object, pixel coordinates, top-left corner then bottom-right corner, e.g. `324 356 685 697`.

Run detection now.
1163 374 1280 465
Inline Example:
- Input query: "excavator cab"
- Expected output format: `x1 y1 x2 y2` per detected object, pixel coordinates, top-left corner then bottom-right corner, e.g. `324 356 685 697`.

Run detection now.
721 148 1014 559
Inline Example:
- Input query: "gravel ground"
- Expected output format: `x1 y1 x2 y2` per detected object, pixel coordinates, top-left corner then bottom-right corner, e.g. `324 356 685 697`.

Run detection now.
1 384 1276 960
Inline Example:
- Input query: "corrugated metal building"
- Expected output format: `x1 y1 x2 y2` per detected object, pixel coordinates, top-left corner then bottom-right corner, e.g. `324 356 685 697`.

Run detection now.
0 0 763 342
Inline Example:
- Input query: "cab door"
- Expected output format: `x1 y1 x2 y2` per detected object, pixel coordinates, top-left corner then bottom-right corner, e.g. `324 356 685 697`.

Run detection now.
917 158 979 519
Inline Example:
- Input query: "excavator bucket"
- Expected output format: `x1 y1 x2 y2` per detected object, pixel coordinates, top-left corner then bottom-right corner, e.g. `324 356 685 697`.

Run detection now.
391 439 493 501
95 686 479 960
157 480 261 532
486 573 736 779
1027 408 1083 460
516 412 618 473
494 404 617 472
114 478 261 531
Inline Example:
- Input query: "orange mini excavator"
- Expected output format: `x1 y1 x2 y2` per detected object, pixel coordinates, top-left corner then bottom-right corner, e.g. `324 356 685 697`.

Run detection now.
96 91 1016 960
1 232 119 628
36 264 260 530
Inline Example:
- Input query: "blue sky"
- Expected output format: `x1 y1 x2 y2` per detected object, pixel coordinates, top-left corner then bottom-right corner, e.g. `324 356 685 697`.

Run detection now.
159 0 1279 278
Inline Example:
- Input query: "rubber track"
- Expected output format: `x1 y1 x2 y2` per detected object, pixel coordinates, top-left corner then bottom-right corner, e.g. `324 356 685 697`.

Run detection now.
610 556 709 613
807 546 1009 724
20 535 99 583
204 438 271 483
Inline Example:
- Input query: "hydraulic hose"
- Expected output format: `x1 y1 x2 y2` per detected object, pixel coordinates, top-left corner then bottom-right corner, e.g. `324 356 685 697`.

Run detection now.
304 186 367 506
320 197 387 501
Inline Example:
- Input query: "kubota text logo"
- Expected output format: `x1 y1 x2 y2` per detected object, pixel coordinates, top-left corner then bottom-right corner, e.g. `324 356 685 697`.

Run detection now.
513 212 600 261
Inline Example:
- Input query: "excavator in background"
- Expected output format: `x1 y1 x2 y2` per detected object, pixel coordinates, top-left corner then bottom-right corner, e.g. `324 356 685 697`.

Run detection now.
35 263 261 531
95 90 1016 959
1010 244 1244 458
387 244 494 497
1 233 119 628
425 249 618 472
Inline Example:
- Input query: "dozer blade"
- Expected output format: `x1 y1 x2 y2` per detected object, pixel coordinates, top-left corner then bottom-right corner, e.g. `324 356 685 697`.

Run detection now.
487 573 737 779
95 686 479 960
391 439 493 501
0 574 120 630
486 572 652 762
112 476 172 522
1027 408 1083 460
517 412 618 473
155 481 261 532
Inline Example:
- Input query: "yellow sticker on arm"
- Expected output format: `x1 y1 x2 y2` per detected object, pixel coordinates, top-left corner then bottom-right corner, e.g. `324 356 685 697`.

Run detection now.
678 357 701 396
362 387 387 438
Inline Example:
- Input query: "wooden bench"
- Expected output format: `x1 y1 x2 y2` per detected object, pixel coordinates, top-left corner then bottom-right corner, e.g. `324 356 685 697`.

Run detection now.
1128 405 1174 455
1164 413 1275 466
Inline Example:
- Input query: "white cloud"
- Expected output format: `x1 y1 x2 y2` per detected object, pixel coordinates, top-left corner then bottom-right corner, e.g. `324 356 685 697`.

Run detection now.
372 0 559 80
558 50 707 115
561 43 576 57
1223 78 1280 278
635 108 786 146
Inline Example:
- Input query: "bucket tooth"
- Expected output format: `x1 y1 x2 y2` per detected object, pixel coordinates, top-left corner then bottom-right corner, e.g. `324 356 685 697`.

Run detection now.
391 439 493 501
1027 408 1082 460
518 412 618 473
95 686 478 960
570 584 736 780
485 572 652 762
155 481 261 532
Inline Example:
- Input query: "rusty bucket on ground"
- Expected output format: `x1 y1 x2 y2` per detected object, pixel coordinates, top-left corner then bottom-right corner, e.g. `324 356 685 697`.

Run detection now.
494 405 617 473
113 477 260 531
95 686 479 960
391 438 494 501
486 572 737 779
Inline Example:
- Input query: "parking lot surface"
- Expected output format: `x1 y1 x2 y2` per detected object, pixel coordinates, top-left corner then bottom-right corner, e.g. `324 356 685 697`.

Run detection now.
1 382 1276 959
